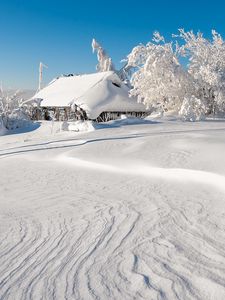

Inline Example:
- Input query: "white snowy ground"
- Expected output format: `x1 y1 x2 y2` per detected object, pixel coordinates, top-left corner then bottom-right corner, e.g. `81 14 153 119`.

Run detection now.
1 118 225 300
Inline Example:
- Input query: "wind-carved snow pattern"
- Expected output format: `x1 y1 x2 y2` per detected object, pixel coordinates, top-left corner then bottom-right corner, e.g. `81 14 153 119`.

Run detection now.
1 119 225 299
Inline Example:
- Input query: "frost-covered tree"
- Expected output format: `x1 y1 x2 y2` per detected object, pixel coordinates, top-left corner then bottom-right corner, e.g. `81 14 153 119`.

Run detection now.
177 29 225 115
92 39 115 72
126 29 225 120
126 32 195 114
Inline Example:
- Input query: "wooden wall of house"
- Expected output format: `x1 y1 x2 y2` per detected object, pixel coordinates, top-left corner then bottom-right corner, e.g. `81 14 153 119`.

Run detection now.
31 106 87 121
31 106 148 122
95 111 149 122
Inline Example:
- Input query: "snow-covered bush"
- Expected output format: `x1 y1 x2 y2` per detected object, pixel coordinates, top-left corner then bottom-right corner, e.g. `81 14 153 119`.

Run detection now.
0 90 32 131
61 120 95 132
179 96 207 121
4 107 32 130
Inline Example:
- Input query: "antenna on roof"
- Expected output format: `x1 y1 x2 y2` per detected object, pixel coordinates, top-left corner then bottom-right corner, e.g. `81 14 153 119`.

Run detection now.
38 62 48 91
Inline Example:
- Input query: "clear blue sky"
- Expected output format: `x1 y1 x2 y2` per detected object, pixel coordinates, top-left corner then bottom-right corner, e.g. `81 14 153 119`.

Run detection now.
0 0 224 89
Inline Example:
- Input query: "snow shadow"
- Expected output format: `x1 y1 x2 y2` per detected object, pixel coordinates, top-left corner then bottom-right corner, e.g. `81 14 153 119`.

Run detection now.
94 118 160 129
0 134 144 158
8 122 41 135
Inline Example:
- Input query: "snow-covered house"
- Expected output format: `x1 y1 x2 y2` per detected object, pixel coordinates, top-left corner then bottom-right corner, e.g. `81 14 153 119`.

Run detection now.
27 71 148 122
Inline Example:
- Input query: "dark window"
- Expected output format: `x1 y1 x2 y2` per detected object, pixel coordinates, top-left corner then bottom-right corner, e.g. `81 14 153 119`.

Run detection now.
112 81 121 88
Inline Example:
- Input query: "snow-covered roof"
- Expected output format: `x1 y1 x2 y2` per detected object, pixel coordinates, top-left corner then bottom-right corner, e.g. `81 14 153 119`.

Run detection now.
30 71 147 119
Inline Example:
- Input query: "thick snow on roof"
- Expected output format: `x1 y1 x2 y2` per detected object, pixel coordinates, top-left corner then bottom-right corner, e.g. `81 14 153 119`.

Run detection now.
31 71 147 119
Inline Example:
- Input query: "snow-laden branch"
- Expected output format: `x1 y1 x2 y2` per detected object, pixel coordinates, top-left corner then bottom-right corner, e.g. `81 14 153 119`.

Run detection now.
92 38 115 72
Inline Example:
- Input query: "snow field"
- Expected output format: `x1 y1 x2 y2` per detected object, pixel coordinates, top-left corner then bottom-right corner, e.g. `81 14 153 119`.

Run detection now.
1 119 225 299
